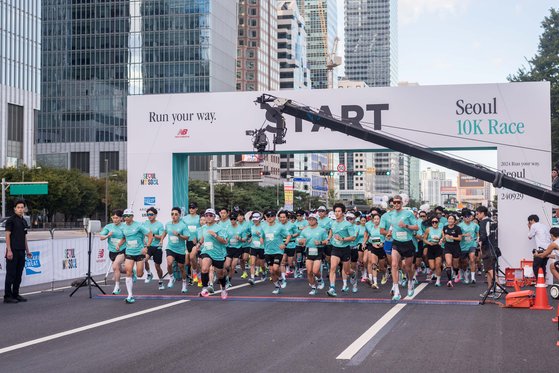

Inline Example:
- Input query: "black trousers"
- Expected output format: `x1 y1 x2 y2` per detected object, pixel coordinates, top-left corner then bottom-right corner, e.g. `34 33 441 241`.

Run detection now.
4 250 26 298
533 256 548 279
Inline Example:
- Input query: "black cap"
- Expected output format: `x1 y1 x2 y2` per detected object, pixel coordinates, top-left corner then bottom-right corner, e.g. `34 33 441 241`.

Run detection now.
189 202 198 209
264 209 276 217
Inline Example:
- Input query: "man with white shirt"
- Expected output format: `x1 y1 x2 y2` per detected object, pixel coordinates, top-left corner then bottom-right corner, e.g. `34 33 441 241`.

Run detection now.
528 214 551 278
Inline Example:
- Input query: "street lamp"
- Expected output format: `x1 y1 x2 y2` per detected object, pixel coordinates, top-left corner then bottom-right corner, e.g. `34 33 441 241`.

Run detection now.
104 160 117 225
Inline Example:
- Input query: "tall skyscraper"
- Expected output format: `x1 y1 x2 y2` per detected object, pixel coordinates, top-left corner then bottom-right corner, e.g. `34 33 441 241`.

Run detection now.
409 157 421 201
37 1 237 176
300 0 338 89
344 0 398 86
0 1 41 168
420 167 452 206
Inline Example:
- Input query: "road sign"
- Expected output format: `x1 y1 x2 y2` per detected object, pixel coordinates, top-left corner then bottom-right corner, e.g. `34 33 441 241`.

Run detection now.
337 163 346 172
10 183 48 195
293 177 311 182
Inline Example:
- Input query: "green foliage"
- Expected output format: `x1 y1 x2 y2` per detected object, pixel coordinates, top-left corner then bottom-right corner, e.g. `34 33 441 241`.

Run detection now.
508 8 559 164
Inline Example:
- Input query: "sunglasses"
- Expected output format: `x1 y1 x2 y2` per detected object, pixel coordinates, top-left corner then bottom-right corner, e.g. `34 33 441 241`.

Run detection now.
346 217 354 220
393 201 402 204
419 215 426 218
147 213 155 216
123 214 132 218
204 213 215 217
171 212 179 216
432 221 439 224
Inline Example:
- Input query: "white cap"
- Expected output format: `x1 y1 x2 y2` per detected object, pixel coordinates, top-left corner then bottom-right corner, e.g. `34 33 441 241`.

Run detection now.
204 208 216 216
308 213 319 220
346 212 356 219
317 206 327 211
328 211 336 220
123 209 134 215
251 212 262 220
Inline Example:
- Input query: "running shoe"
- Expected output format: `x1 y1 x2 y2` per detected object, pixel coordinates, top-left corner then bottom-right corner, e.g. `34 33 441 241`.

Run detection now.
198 279 203 288
199 288 209 297
241 271 248 279
272 286 280 295
413 278 420 286
158 282 165 290
327 287 337 297
471 278 476 284
281 279 287 289
350 272 357 285
480 289 495 298
286 270 294 277
463 276 470 284
225 281 232 289
391 294 401 301
181 285 188 294
371 283 379 289
447 280 454 288
360 277 367 283
248 277 255 286
341 285 350 292
221 289 228 300
401 278 408 288
408 284 415 297
435 280 442 287
192 273 199 284
317 279 325 290
352 282 358 293
125 296 135 304
381 273 388 285
167 277 175 289
112 288 121 295
145 272 153 284
207 285 215 294
309 287 317 295
454 272 461 283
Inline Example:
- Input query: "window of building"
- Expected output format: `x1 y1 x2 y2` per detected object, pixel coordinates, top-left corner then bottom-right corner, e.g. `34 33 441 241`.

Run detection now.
100 151 119 175
70 152 90 173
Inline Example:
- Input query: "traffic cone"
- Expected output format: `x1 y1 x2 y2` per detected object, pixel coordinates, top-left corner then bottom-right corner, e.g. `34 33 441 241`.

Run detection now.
553 302 559 323
531 268 553 310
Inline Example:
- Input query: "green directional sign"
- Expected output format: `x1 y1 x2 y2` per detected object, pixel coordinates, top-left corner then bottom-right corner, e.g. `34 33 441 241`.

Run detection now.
10 183 48 195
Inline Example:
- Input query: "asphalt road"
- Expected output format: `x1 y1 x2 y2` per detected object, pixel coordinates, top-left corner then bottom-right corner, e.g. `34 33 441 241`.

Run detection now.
0 272 557 372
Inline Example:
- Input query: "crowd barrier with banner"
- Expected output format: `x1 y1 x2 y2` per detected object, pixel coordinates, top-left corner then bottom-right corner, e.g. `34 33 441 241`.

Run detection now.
0 236 110 291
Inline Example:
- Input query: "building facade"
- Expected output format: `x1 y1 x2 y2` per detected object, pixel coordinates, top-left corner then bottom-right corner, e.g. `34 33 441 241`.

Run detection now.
344 0 398 87
420 167 452 206
37 0 237 176
0 1 41 168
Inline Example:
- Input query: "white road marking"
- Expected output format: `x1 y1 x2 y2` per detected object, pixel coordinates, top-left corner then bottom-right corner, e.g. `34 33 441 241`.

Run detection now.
336 282 428 360
0 300 189 355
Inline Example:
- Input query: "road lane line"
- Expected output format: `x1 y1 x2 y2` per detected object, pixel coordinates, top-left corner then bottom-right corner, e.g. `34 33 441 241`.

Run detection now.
336 283 428 360
0 299 189 355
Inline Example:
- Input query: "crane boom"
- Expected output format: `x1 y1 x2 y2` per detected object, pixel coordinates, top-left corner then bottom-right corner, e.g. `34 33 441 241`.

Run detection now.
255 94 559 206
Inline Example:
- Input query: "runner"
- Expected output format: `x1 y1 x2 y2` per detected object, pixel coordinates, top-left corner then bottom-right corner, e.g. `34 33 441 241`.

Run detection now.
423 217 443 287
116 209 153 304
327 203 357 297
364 213 385 289
347 212 365 290
198 208 229 299
237 211 251 280
458 210 479 284
386 195 418 301
143 207 165 289
224 211 245 288
260 210 291 294
443 214 463 287
279 210 298 287
248 212 265 285
99 209 126 295
317 206 333 273
294 209 309 278
161 207 190 293
379 200 395 285
182 202 201 286
298 213 328 295
355 214 368 282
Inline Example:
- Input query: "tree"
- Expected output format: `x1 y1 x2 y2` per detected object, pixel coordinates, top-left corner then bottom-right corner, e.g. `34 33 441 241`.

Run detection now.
508 8 559 164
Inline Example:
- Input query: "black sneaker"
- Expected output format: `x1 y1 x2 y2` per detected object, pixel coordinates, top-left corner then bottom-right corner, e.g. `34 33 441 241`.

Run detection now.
3 297 18 304
14 295 27 302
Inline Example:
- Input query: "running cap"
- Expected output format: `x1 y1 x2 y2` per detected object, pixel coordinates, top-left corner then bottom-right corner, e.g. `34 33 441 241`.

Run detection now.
317 206 327 211
251 212 262 220
308 213 319 220
123 209 134 216
204 208 216 216
188 202 198 208
346 212 356 219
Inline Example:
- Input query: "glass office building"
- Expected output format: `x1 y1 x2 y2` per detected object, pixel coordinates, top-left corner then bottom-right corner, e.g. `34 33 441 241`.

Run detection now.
0 1 41 168
37 0 237 176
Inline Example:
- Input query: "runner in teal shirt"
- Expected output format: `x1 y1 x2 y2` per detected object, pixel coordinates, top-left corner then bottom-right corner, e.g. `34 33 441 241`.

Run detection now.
458 211 479 284
247 212 265 285
327 203 357 297
142 207 165 286
225 212 246 287
278 211 298 284
99 210 127 295
162 207 190 293
261 210 291 295
182 202 201 285
116 209 153 304
198 208 230 299
298 213 328 295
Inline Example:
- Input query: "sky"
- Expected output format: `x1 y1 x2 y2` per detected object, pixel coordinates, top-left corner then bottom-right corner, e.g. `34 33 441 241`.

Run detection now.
338 0 557 180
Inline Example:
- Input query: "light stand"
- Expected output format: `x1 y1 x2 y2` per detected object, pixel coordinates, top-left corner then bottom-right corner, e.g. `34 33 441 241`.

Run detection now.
70 220 106 298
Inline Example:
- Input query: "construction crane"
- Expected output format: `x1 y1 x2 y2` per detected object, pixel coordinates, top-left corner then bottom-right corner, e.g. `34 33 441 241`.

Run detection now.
316 0 342 89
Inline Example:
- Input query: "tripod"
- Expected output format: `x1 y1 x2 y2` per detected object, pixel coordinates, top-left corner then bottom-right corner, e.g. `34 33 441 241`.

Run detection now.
70 231 106 298
479 241 508 305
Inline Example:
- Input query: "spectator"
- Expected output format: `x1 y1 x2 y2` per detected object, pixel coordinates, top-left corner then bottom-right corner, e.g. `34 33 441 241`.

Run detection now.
528 214 551 278
552 169 559 192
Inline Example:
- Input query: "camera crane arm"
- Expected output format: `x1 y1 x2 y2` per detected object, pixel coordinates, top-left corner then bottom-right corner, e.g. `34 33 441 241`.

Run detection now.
256 93 559 206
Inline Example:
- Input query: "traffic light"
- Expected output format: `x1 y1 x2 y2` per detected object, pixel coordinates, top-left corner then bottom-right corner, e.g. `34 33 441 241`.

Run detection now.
355 171 363 176
385 170 391 176
329 171 335 176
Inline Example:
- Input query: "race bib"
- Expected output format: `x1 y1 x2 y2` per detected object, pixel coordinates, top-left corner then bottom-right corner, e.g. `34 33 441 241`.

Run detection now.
169 236 179 243
188 225 197 232
395 231 407 240
265 233 275 241
334 238 343 246
465 236 472 242
110 238 121 246
308 247 318 256
128 239 138 248
203 242 214 250
252 240 261 248
432 235 440 242
230 238 238 244
372 237 381 244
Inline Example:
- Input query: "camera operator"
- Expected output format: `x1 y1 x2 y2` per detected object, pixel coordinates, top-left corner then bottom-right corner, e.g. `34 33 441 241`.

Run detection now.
533 227 559 283
475 206 495 297
527 214 551 279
